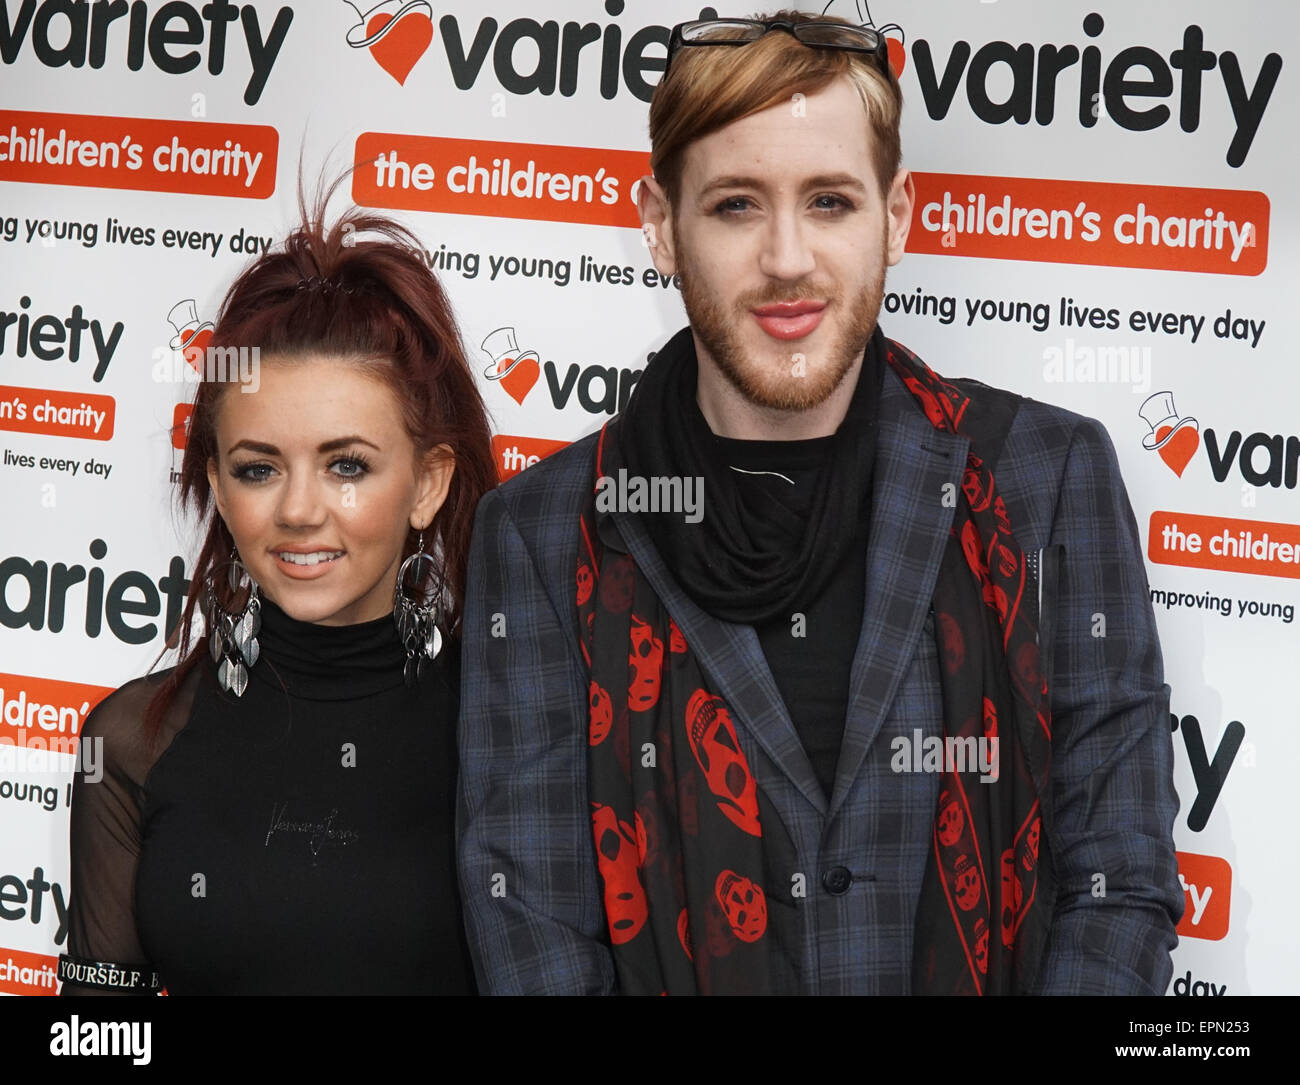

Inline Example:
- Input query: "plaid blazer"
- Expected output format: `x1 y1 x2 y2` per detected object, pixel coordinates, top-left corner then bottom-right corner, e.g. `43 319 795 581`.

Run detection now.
456 354 1184 995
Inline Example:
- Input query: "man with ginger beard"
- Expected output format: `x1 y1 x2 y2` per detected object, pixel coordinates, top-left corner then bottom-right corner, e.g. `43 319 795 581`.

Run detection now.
457 10 1182 995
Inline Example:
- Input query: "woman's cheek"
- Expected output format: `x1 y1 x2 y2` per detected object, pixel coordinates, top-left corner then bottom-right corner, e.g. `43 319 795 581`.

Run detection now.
339 479 398 540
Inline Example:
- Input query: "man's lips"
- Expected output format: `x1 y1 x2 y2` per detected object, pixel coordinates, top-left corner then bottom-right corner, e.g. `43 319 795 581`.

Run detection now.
751 300 826 316
751 300 827 340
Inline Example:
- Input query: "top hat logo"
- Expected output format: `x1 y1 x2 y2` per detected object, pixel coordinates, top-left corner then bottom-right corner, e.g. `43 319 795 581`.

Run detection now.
166 298 215 373
480 326 541 407
342 0 434 85
1139 390 1200 477
859 2 906 77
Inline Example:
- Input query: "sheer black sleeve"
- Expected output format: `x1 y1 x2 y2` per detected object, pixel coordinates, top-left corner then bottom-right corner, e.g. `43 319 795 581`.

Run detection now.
60 667 198 996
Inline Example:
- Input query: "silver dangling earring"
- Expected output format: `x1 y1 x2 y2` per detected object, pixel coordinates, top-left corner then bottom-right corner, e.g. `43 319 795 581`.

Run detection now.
203 547 262 697
393 529 443 686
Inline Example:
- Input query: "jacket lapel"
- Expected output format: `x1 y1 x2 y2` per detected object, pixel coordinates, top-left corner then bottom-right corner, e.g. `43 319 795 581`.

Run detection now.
609 506 829 817
605 363 970 822
827 365 969 819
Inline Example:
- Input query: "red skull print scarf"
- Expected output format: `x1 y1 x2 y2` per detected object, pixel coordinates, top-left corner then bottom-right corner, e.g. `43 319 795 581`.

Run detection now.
577 327 1052 994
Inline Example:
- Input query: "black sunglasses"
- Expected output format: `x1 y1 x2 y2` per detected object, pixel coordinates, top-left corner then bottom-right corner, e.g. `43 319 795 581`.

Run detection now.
665 17 894 80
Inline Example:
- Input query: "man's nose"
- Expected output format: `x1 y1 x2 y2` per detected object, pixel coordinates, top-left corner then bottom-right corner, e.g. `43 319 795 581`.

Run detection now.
757 209 817 282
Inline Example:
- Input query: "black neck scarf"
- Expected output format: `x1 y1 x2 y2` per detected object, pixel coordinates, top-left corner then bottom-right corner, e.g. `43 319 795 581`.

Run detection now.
577 327 1052 995
618 325 884 625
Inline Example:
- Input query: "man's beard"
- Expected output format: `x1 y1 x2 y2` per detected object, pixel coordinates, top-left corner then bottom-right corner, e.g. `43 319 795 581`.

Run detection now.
677 240 886 413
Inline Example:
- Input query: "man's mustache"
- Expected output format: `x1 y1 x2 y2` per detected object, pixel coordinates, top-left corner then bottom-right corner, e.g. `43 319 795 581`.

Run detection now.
734 283 836 308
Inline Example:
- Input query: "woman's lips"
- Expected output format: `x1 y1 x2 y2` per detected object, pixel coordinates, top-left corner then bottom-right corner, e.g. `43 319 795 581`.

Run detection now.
751 301 827 341
271 549 345 580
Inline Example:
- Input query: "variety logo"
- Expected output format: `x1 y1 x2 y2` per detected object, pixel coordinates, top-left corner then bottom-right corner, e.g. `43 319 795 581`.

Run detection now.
165 298 214 374
910 13 1282 166
0 0 294 106
0 295 123 383
341 0 434 85
479 325 539 406
338 0 705 98
0 539 189 646
0 866 67 945
853 4 906 78
338 3 908 97
1139 391 1199 477
1170 705 1245 833
479 324 642 415
152 297 258 392
1140 390 1300 489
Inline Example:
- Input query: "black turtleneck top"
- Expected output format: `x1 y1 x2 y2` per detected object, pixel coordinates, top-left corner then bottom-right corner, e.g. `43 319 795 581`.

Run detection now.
707 434 869 801
62 596 474 995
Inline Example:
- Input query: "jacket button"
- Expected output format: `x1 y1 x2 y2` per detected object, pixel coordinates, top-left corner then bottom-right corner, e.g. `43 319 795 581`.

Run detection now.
822 866 853 895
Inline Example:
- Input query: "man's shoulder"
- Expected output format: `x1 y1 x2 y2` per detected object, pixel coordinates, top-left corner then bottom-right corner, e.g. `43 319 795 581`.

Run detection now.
945 371 1096 446
885 338 1104 455
469 433 601 650
902 361 1130 545
911 360 1115 473
498 428 600 493
482 429 601 545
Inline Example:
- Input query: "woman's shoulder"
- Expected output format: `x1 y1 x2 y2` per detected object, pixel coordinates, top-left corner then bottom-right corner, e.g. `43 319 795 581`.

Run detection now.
81 663 204 780
82 665 184 732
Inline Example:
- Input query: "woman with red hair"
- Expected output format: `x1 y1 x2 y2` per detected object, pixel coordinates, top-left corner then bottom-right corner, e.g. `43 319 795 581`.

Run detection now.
59 173 495 995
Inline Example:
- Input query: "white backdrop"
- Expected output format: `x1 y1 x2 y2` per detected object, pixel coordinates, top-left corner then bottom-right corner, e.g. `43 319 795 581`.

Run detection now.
0 0 1294 995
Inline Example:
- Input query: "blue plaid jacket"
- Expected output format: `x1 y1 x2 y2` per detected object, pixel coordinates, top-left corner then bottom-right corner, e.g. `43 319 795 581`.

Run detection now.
456 354 1184 995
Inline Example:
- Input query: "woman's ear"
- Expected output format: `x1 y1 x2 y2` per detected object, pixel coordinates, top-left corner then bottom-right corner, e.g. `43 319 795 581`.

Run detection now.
206 456 225 518
412 444 456 530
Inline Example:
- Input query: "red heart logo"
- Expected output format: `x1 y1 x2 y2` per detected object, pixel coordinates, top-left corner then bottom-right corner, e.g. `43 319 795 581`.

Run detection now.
497 355 539 406
886 37 906 78
1156 424 1199 477
367 12 433 86
183 328 212 375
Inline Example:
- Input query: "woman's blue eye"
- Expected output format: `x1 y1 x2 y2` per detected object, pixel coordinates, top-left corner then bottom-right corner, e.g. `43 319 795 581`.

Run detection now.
330 455 372 479
232 462 273 483
229 456 372 483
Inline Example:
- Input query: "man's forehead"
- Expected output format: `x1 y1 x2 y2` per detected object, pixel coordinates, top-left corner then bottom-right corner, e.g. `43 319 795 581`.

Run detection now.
680 77 875 188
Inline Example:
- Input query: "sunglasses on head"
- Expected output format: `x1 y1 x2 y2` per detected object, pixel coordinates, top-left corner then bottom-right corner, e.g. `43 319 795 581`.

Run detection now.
665 17 894 80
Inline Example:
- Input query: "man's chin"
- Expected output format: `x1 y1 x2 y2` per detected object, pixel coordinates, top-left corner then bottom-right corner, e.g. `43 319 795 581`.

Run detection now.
726 328 863 411
739 374 850 413
724 355 857 413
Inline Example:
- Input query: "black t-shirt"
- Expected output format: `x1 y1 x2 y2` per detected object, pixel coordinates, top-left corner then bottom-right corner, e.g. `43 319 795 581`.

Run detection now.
63 596 474 995
710 433 870 801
